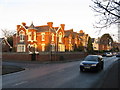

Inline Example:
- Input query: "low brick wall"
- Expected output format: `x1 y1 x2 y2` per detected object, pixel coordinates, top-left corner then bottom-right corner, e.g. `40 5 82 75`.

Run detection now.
2 52 87 62
2 53 31 61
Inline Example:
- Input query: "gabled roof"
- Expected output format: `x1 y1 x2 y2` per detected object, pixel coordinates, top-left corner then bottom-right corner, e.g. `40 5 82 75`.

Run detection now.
72 32 78 38
64 29 73 37
78 33 84 36
54 27 59 31
37 26 55 33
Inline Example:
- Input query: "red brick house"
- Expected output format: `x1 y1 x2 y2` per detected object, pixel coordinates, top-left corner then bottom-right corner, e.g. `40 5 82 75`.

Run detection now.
13 22 89 53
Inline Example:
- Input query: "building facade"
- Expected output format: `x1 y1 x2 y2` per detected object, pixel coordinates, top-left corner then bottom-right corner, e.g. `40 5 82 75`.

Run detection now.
92 34 113 51
13 22 89 53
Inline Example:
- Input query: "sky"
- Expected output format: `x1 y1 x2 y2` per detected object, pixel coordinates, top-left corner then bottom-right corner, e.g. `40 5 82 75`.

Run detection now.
0 0 118 41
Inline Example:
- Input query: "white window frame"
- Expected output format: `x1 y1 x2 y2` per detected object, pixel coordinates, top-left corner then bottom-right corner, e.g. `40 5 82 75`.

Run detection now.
17 45 25 52
19 30 25 42
51 33 54 41
34 32 36 41
51 44 55 51
41 33 45 41
41 44 45 51
59 32 62 43
28 32 32 41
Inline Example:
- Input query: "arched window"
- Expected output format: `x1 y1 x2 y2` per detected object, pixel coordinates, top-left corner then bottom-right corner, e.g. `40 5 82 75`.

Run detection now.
19 30 25 42
41 33 45 41
34 32 36 41
51 33 54 41
59 32 62 43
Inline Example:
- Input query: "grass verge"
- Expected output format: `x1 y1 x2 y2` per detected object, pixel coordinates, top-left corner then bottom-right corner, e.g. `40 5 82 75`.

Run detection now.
2 65 25 75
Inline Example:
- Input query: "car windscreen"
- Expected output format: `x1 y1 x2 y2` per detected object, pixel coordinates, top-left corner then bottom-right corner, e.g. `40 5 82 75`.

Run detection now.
84 56 98 61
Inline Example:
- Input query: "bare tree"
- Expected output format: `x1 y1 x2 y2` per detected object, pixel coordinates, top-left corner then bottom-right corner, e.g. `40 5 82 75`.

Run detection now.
90 0 120 28
1 29 16 47
1 29 15 38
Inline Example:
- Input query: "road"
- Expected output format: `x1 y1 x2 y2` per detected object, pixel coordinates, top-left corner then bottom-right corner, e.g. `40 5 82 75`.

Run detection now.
2 56 119 88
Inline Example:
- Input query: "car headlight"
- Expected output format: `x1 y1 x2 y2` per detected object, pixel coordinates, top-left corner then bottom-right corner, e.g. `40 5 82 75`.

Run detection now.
91 64 97 66
80 63 84 65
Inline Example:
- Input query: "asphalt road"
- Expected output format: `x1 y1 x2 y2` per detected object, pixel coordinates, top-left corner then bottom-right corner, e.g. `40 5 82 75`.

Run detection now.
2 56 119 88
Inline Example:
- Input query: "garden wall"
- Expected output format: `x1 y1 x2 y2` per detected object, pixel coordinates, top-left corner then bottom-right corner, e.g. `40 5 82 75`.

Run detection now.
2 52 87 62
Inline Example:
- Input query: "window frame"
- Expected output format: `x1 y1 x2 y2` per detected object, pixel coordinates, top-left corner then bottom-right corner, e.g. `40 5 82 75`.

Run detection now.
41 33 45 41
19 30 25 42
17 45 25 52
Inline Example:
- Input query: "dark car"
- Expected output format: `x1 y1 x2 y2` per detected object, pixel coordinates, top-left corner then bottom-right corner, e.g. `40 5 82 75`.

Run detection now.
80 55 104 72
102 52 112 57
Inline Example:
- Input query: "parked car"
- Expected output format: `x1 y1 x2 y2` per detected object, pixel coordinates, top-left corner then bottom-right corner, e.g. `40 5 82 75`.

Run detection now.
112 52 117 56
80 55 104 72
102 52 107 56
105 52 113 57
102 52 113 57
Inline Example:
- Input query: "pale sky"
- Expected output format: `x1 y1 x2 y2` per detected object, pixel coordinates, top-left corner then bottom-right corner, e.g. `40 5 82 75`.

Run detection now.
0 0 118 41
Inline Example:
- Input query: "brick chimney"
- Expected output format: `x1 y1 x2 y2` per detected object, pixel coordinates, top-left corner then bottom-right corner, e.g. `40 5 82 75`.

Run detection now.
47 22 53 28
60 24 65 30
17 25 20 29
22 22 26 26
79 30 84 33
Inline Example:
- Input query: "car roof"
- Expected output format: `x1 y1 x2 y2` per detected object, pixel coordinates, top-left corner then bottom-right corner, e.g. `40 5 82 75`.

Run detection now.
87 55 101 57
88 55 103 58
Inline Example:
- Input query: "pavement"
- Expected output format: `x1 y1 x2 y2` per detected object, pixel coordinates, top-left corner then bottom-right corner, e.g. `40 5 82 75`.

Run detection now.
100 60 120 88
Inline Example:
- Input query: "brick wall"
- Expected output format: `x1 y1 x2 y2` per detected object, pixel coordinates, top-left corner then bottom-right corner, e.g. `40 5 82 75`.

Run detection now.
2 52 87 61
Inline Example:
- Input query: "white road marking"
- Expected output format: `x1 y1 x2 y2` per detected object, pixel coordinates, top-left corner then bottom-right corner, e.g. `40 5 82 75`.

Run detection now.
12 81 28 86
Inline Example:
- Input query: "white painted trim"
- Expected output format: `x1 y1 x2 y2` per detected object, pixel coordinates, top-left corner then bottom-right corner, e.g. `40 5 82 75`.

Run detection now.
17 45 26 52
56 27 61 33
41 33 45 41
41 43 45 51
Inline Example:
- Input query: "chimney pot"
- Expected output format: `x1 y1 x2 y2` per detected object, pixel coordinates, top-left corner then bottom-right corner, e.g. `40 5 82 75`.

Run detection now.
17 25 20 29
47 22 53 28
22 22 26 26
60 24 65 30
